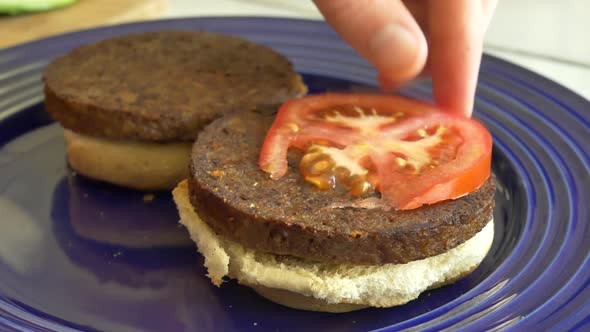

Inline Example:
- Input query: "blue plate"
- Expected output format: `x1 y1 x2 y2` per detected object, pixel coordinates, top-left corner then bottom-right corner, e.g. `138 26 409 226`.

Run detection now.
0 17 589 332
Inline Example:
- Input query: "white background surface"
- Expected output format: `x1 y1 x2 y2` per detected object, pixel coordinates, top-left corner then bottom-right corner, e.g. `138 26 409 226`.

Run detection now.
163 0 590 99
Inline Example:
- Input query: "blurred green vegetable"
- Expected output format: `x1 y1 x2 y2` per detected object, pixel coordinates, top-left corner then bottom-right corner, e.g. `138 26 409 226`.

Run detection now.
0 0 78 15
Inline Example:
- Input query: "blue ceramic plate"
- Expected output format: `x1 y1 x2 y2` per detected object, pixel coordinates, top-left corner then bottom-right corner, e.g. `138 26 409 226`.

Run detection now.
0 17 588 332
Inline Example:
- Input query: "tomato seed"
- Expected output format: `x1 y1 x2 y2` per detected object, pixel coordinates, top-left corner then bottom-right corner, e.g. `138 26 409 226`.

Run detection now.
312 160 331 173
287 123 300 133
396 157 408 167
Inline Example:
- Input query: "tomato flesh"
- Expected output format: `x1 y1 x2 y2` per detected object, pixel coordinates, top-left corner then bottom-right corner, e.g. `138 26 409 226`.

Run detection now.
259 93 492 210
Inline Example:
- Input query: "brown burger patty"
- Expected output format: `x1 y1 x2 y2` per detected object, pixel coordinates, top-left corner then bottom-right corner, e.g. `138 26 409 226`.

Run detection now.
189 107 495 265
43 31 307 141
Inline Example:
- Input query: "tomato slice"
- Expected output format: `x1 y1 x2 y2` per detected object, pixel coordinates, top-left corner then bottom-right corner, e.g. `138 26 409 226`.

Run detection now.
259 93 492 210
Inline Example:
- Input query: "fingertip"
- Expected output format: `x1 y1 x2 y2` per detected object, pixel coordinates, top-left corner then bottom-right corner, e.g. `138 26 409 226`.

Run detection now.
371 24 428 86
314 0 427 91
377 74 398 92
433 87 475 117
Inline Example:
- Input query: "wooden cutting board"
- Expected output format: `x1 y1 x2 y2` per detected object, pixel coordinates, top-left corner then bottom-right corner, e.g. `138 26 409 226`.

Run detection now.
0 0 168 49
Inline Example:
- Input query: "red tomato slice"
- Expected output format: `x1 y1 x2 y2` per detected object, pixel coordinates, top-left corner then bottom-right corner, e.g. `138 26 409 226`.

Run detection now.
259 93 492 210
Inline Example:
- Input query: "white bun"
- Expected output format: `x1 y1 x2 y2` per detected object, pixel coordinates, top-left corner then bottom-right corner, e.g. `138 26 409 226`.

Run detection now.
173 180 494 312
65 129 191 191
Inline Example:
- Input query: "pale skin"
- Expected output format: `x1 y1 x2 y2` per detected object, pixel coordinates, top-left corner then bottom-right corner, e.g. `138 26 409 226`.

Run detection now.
313 0 498 117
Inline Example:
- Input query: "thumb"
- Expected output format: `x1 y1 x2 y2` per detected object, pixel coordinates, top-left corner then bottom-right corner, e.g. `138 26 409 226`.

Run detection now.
314 0 427 88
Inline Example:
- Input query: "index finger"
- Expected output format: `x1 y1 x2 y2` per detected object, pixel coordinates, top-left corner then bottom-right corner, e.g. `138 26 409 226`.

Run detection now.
428 0 484 117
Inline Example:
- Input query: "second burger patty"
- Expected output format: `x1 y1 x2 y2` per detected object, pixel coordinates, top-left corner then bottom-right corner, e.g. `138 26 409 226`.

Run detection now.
43 31 307 142
189 106 495 265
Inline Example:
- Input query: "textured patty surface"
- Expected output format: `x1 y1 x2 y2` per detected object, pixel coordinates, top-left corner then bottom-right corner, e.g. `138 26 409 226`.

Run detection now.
189 107 495 265
43 31 307 141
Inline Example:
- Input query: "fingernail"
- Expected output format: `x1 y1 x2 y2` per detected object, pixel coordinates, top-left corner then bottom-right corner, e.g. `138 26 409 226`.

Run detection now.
370 24 419 83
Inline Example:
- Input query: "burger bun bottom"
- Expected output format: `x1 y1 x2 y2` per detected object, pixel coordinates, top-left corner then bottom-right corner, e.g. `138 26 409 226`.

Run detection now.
65 129 191 191
173 180 494 313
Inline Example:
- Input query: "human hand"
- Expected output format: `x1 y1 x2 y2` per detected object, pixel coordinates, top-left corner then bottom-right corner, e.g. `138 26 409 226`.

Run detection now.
313 0 497 116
